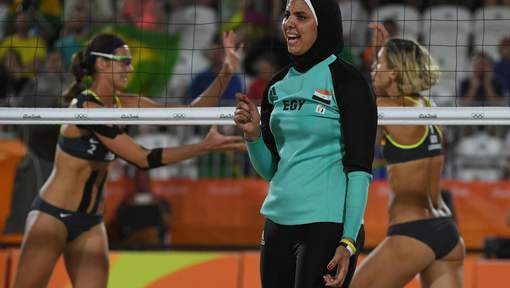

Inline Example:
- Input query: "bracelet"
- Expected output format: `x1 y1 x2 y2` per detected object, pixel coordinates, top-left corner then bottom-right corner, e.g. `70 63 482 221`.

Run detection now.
338 242 354 256
339 239 357 256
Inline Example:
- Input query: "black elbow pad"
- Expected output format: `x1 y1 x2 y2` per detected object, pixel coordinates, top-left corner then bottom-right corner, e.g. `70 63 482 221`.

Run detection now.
146 148 164 169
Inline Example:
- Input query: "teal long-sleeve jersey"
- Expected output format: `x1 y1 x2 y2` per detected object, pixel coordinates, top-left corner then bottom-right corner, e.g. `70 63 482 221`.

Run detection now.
247 55 378 240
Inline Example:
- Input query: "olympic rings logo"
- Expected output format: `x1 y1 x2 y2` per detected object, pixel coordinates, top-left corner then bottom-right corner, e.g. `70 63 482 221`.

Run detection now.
418 113 437 119
471 113 485 119
74 114 88 119
172 113 186 119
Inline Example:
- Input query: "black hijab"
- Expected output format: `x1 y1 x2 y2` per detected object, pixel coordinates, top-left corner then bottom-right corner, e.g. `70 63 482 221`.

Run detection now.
288 0 344 72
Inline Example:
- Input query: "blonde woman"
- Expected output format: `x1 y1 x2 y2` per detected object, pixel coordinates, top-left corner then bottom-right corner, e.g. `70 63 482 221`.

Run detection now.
350 23 465 288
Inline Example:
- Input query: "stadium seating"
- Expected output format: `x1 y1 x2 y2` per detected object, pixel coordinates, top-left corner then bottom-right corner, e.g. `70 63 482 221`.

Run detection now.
370 4 421 40
338 0 370 55
421 5 472 105
473 6 510 60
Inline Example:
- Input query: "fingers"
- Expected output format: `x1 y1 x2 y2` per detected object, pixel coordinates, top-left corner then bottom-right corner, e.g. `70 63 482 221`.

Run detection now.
234 110 252 124
209 125 219 134
368 22 390 46
236 42 245 54
368 22 387 34
223 30 235 46
223 31 241 73
324 250 349 287
235 94 255 117
236 93 251 107
236 94 259 117
246 97 258 113
324 264 348 287
234 93 253 124
326 254 339 272
368 22 383 30
223 30 240 55
236 92 249 103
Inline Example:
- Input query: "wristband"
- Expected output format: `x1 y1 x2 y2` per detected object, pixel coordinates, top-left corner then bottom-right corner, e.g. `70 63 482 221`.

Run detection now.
340 238 357 256
339 242 355 256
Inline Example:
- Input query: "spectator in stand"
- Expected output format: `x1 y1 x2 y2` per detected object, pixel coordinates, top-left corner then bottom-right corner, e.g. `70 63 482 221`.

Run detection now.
493 37 510 98
246 52 278 105
0 0 9 39
0 9 47 75
454 126 505 181
63 0 113 23
165 0 219 101
222 0 270 41
242 25 289 78
0 49 30 106
337 0 369 60
460 52 505 106
54 4 89 70
484 0 500 6
118 0 168 32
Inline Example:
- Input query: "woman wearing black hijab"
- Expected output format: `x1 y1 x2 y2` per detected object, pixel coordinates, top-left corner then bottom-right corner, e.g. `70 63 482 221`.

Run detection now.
234 0 377 287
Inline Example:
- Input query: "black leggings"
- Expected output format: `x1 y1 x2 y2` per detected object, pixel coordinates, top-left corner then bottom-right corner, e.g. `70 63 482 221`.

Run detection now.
260 219 364 288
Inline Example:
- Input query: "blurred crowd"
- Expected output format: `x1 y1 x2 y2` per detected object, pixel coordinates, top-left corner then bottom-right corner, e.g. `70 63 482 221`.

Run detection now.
0 0 510 184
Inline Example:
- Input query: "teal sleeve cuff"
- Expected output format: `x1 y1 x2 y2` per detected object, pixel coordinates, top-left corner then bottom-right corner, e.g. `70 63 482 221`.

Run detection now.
343 171 372 240
246 135 277 181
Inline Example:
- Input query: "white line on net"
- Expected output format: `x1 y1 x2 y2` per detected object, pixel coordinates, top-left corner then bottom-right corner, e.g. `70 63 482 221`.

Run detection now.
1 107 509 125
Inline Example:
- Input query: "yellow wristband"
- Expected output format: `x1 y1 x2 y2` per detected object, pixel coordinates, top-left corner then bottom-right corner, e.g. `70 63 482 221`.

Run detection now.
340 239 357 255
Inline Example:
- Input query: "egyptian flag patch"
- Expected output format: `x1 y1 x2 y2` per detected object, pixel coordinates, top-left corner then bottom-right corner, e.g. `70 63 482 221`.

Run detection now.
312 89 332 105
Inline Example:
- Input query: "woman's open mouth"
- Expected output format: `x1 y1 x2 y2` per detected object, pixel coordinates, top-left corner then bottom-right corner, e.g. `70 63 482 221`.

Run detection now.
287 34 300 46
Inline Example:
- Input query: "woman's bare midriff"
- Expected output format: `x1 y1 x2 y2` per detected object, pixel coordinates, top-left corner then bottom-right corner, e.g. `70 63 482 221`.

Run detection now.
387 155 451 225
39 148 109 213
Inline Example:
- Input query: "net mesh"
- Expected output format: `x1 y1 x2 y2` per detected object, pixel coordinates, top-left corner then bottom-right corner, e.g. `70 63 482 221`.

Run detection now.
0 1 508 124
0 1 509 180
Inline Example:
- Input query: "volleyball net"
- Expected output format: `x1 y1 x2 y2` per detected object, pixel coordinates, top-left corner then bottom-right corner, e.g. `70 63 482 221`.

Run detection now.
0 1 509 126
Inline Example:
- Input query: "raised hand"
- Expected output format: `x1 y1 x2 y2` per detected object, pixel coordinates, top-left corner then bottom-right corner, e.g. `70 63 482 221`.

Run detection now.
201 126 246 151
368 22 390 48
222 30 244 74
234 93 261 141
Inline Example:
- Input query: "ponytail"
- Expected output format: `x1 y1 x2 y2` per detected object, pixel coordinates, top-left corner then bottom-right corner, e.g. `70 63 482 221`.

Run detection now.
63 50 87 104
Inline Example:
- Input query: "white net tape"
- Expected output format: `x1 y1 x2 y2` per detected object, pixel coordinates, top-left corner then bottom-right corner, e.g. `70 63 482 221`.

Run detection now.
1 107 509 125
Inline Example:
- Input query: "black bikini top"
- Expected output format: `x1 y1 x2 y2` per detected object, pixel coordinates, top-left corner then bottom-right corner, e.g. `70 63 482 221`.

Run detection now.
382 96 443 164
58 90 122 162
